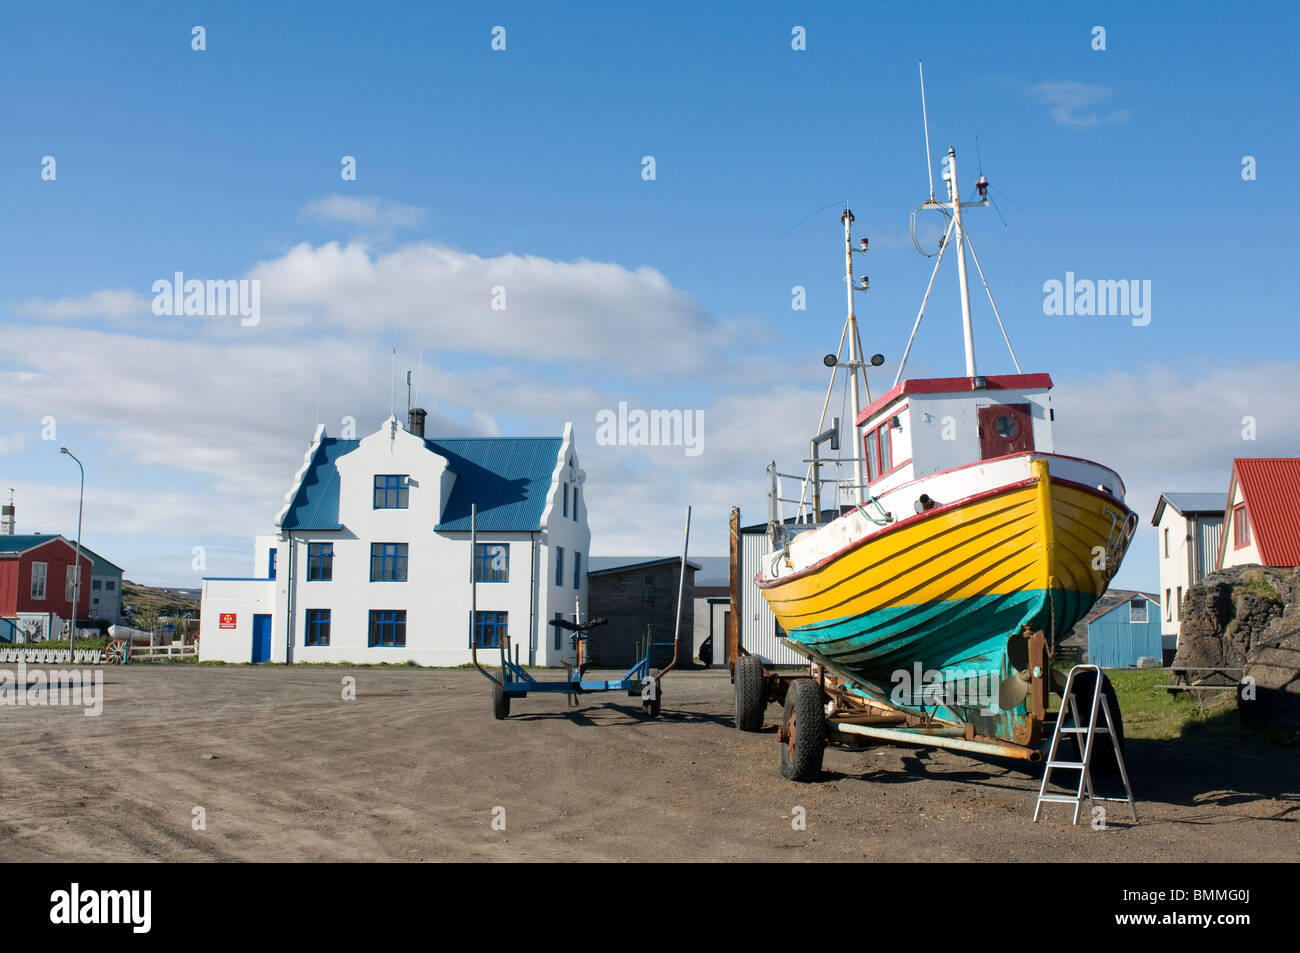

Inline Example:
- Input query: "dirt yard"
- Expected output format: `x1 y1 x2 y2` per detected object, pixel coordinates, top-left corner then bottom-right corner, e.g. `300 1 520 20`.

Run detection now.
2 666 1296 862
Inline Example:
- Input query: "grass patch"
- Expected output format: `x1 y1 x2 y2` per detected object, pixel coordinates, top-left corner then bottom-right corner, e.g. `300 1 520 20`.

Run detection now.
1100 669 1299 747
1245 578 1284 603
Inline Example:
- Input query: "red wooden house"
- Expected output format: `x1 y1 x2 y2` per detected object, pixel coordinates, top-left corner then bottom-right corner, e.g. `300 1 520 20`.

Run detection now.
0 534 93 640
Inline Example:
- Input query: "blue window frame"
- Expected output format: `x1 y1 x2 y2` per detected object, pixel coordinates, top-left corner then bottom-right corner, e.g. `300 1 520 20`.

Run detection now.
552 612 563 651
370 543 408 582
555 547 564 587
572 487 579 520
573 551 581 590
373 474 409 509
474 543 510 583
268 549 277 580
563 484 568 517
368 609 406 647
305 608 330 646
307 542 333 581
473 610 508 649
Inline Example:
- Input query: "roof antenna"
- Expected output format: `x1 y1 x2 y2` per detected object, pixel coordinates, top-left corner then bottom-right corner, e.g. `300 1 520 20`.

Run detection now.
406 370 412 416
919 60 935 202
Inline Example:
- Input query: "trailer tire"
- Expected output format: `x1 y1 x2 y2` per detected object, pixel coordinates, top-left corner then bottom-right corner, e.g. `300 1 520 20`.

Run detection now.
492 682 510 720
780 678 826 781
734 655 766 731
1061 671 1125 776
642 669 662 717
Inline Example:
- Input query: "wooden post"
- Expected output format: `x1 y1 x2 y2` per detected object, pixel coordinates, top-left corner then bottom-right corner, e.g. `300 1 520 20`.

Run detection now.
728 506 741 669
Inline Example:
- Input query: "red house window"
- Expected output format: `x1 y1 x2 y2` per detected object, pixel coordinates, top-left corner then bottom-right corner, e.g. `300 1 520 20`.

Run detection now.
1233 503 1250 548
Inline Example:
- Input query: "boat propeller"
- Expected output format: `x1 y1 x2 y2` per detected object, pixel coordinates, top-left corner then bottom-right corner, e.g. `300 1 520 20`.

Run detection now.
998 633 1068 709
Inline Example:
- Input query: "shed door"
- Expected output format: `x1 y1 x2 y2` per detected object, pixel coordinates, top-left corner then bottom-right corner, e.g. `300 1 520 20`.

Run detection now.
977 404 1034 460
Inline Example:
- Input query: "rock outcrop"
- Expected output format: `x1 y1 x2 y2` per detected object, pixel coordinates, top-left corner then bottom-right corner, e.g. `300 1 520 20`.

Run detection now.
1174 564 1300 719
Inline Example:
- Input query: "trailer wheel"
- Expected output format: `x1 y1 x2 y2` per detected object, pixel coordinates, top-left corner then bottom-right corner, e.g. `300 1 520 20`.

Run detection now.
492 682 510 720
734 655 766 731
1061 671 1125 776
780 679 826 782
642 669 662 718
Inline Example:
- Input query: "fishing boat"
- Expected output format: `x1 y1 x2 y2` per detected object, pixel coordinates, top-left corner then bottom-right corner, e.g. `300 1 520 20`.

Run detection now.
745 70 1138 775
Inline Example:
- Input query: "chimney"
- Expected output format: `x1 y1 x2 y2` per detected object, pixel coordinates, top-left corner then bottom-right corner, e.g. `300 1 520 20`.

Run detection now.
408 407 427 438
1 489 13 536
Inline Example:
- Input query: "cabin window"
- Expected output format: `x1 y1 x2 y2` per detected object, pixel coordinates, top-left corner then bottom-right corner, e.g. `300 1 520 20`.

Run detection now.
977 403 1034 460
1129 599 1148 624
865 431 878 480
1233 503 1250 548
878 424 892 473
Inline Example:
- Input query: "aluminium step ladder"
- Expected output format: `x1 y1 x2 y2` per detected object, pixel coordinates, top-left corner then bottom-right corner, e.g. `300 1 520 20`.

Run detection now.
1034 664 1137 825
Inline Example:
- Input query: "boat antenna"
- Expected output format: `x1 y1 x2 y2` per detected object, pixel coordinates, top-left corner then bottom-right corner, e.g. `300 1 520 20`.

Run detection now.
919 61 935 202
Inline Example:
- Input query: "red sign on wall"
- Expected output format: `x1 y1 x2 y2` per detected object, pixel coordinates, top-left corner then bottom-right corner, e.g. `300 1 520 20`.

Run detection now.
219 613 237 629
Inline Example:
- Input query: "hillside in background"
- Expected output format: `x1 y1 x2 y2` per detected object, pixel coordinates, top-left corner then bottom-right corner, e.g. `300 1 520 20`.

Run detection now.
120 581 201 623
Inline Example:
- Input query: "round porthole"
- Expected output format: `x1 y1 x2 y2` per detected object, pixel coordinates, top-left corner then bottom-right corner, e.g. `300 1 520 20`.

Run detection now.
994 415 1018 438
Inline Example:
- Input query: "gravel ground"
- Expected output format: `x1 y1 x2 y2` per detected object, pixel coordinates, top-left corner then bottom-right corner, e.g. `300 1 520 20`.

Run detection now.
1 666 1295 862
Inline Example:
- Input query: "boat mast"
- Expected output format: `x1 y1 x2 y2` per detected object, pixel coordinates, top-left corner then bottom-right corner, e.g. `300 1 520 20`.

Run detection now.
945 146 978 378
842 207 865 505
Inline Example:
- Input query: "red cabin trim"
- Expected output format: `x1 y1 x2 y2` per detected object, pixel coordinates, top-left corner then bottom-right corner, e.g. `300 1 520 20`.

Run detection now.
857 373 1054 427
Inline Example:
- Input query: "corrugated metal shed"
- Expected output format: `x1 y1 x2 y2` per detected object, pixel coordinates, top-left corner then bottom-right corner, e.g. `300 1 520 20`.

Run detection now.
1195 516 1223 581
1233 458 1300 566
1086 593 1163 668
740 529 807 667
429 437 563 532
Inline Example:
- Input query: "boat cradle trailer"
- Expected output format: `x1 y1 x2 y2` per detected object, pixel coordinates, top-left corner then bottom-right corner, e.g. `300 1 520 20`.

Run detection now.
474 505 693 720
726 506 1057 773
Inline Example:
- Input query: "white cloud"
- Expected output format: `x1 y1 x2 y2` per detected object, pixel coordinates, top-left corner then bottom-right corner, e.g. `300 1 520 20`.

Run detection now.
298 194 427 231
15 288 150 322
1025 81 1129 129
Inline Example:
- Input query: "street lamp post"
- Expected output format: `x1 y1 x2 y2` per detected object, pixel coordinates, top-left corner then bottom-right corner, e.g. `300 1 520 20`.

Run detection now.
59 448 84 656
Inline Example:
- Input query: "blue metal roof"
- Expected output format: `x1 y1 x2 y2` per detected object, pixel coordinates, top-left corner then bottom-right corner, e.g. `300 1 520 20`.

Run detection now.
0 534 62 554
277 435 563 533
280 437 359 530
1162 492 1227 514
429 437 563 532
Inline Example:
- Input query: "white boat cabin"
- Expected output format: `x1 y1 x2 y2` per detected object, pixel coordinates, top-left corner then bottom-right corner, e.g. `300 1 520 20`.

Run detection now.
853 373 1056 499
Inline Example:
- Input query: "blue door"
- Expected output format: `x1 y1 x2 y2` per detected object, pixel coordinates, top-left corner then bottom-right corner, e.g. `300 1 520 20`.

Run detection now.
252 614 272 663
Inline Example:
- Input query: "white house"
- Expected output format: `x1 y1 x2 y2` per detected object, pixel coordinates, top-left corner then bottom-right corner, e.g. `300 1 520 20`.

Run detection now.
199 411 590 666
1150 492 1226 661
1217 457 1300 573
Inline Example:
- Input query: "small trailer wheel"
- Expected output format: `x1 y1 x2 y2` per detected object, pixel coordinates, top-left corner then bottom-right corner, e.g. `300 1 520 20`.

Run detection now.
492 682 510 720
734 654 766 731
779 679 826 782
641 669 662 717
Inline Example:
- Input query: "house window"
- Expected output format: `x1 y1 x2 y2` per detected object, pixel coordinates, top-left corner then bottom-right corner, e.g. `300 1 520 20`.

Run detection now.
573 551 582 590
370 543 408 581
1163 527 1170 558
555 547 564 587
368 609 406 647
373 474 410 509
1165 589 1172 622
1233 503 1250 548
552 612 563 651
105 580 115 591
305 609 331 646
92 579 103 591
308 543 334 581
572 487 579 520
30 562 47 599
1176 586 1182 621
563 484 569 517
642 576 654 607
475 543 510 583
473 611 508 649
268 549 277 580
65 565 80 602
1129 598 1148 624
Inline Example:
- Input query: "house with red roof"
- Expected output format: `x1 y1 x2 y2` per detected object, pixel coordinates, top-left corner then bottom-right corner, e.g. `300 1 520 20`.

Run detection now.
1217 458 1300 571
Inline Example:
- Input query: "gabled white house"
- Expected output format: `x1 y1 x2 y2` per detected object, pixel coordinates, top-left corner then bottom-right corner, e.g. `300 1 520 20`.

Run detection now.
199 411 590 666
1217 457 1300 572
1150 492 1226 661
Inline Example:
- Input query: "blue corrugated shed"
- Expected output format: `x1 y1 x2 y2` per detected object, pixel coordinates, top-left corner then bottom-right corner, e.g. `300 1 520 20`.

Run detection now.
277 434 563 533
1086 592 1163 668
280 437 358 530
429 437 563 532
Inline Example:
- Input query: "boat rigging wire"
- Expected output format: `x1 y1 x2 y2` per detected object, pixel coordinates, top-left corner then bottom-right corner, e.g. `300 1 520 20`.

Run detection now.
777 199 849 240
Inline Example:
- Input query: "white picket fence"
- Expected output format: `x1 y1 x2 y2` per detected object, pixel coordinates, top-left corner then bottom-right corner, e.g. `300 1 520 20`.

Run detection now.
131 643 198 661
0 648 103 665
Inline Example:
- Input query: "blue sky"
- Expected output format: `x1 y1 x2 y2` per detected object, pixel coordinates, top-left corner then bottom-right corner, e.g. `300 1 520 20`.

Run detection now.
2 1 1298 592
